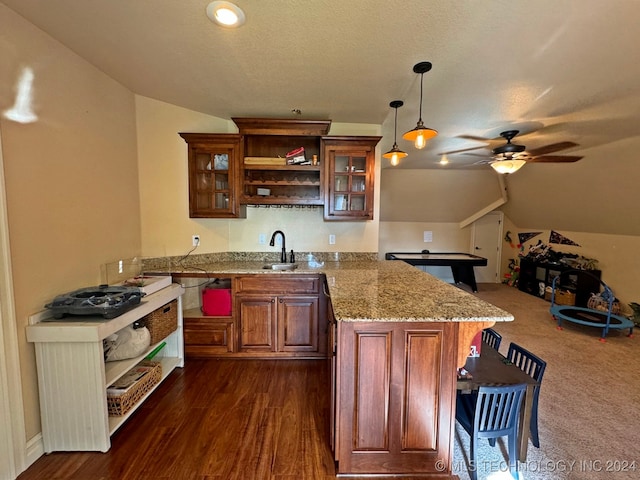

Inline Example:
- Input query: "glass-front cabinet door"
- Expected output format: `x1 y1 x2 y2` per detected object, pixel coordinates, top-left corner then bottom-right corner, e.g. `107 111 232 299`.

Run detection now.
180 133 245 218
322 137 381 221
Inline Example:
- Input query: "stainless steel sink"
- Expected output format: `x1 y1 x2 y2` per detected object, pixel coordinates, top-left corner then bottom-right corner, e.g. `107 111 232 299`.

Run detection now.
263 263 298 271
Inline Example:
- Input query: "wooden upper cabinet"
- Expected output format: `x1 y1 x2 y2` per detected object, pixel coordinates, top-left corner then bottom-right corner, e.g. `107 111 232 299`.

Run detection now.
233 118 331 206
180 121 380 217
179 133 246 218
322 136 381 221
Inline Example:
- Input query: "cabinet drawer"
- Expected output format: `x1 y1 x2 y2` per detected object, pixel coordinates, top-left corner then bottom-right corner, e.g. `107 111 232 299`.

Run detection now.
235 275 319 294
184 317 235 354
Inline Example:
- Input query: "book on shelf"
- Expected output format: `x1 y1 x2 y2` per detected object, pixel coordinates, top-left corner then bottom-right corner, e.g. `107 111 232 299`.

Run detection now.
107 364 154 396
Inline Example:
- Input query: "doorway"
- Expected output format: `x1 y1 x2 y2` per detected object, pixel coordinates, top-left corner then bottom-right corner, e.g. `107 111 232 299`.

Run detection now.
471 211 503 284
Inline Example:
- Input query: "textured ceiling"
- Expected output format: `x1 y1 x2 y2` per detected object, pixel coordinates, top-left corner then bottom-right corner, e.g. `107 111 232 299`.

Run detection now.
3 0 640 169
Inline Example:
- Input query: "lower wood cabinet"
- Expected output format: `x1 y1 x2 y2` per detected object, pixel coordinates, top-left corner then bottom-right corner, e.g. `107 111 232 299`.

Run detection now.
180 274 326 358
334 321 457 476
237 294 319 353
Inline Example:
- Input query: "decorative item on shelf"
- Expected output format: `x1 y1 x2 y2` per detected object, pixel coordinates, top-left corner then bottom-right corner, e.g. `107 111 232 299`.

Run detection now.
285 147 308 165
402 61 438 149
382 100 408 166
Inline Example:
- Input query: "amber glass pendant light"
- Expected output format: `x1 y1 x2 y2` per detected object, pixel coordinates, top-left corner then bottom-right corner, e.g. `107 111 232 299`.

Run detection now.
402 61 438 149
382 100 408 166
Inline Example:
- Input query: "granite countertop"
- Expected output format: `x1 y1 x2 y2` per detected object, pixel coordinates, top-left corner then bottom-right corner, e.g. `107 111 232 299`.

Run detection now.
145 254 513 324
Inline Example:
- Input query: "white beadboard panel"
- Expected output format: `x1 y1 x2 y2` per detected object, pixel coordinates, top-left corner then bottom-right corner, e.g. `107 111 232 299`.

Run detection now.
36 342 110 453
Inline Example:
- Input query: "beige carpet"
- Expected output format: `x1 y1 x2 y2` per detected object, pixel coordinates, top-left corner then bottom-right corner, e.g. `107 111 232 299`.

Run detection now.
451 283 639 480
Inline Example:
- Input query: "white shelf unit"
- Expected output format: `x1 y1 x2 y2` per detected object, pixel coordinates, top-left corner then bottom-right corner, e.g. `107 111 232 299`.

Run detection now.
26 283 185 453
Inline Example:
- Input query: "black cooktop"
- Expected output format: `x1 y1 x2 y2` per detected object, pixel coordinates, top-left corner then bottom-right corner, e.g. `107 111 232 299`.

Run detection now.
44 284 145 320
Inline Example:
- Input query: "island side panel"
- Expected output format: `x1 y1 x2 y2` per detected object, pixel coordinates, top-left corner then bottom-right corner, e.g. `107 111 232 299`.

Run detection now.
336 321 458 477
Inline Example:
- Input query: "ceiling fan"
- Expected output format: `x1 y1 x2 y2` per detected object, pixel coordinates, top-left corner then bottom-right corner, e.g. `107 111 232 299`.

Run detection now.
441 129 584 173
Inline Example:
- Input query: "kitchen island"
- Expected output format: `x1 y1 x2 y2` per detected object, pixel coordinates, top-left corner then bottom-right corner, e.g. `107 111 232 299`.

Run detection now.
148 256 513 478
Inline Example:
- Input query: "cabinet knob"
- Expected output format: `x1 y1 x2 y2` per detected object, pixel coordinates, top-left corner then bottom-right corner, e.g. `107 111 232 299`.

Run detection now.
271 298 275 303
279 298 283 303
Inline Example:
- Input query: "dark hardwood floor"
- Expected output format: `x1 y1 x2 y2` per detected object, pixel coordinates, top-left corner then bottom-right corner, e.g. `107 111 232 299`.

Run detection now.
18 359 338 480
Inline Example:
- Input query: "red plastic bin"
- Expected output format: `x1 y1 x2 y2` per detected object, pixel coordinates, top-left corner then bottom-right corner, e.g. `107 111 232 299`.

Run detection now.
201 279 232 316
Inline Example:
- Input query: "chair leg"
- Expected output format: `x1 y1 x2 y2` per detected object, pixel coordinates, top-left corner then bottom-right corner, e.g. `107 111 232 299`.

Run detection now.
469 435 478 480
507 432 519 479
530 402 540 448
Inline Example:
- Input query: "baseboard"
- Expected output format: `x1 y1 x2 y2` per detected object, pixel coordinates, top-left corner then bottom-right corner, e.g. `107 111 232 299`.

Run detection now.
23 434 44 474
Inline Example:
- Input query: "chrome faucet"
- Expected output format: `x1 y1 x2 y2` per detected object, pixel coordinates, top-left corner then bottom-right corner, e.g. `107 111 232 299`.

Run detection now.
269 230 287 263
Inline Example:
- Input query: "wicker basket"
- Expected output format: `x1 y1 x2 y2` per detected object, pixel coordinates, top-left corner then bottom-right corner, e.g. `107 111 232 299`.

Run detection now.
140 300 178 344
587 294 621 314
544 288 576 306
106 361 162 416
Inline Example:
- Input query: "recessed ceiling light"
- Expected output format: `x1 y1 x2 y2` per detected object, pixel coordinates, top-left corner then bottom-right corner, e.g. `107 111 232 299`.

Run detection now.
206 1 246 28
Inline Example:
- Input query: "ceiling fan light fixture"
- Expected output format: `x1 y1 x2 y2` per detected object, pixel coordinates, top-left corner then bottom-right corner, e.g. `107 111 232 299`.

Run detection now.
206 1 246 27
492 130 526 155
402 62 438 149
490 159 526 174
383 100 408 166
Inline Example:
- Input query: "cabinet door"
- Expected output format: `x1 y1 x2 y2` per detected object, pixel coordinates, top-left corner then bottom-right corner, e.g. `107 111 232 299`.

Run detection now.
336 321 456 475
322 137 380 221
237 295 276 351
278 296 319 352
179 133 245 218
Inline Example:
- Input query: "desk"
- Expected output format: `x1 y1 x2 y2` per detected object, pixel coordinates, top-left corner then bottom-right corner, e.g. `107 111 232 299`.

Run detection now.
385 251 488 292
457 343 539 461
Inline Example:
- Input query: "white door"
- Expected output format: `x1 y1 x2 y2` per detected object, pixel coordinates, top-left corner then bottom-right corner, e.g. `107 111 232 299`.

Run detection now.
471 212 503 284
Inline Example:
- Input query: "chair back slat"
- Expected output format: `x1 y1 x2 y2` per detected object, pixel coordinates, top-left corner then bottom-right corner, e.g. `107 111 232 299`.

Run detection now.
474 384 526 439
507 343 546 382
482 328 502 350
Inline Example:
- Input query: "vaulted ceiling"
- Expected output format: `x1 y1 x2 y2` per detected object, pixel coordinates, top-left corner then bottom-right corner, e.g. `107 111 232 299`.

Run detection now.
2 0 639 235
3 0 640 171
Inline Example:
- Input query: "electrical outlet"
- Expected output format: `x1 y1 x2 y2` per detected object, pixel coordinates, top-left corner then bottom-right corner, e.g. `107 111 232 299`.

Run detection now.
258 233 266 245
329 234 336 245
192 235 200 247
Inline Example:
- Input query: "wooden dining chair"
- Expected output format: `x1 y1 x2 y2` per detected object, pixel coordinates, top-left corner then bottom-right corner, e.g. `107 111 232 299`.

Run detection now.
456 383 527 480
482 327 502 350
507 342 547 448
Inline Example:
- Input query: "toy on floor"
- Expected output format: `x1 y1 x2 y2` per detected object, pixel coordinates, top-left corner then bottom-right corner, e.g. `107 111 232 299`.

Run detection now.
549 270 634 342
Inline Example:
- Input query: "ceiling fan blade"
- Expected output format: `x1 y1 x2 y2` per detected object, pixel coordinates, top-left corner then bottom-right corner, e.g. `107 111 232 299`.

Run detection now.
527 141 579 156
457 134 491 142
438 145 486 155
471 158 492 165
526 155 584 163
